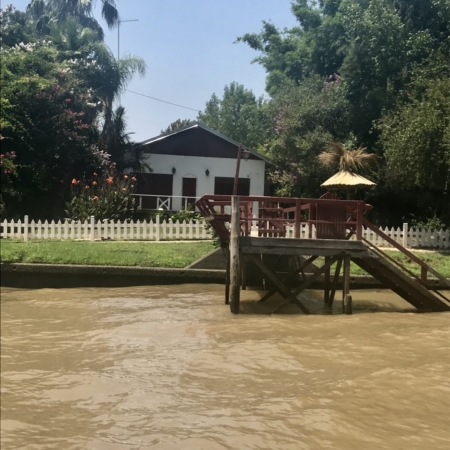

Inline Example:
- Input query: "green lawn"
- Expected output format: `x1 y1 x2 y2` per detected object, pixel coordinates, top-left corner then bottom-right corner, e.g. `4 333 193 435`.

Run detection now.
1 239 449 277
0 240 215 268
323 251 450 278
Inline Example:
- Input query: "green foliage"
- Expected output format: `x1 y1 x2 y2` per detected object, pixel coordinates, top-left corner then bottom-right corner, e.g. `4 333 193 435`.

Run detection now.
170 207 203 224
0 150 19 216
379 78 450 191
267 75 351 197
410 215 448 231
161 119 196 135
198 82 272 149
27 0 119 40
0 36 103 216
0 3 147 218
236 0 450 222
65 170 137 221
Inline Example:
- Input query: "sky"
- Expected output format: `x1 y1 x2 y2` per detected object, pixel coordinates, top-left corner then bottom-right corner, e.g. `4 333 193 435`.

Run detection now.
11 0 299 142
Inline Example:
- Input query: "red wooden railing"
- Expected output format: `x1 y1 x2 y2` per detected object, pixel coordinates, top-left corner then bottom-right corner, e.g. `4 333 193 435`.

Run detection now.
196 195 372 241
196 194 450 290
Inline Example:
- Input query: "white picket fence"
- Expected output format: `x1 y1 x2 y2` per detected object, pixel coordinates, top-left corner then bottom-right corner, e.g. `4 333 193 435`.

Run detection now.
1 217 449 248
0 216 210 242
280 223 450 249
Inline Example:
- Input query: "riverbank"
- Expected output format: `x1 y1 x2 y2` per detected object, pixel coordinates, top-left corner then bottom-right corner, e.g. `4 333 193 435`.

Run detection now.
2 262 449 291
0 240 215 268
1 239 449 277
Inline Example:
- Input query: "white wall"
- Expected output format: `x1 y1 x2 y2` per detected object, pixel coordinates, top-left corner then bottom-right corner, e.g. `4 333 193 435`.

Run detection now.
143 154 266 210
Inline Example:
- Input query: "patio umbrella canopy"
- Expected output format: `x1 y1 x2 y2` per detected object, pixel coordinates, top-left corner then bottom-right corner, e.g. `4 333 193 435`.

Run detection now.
321 170 376 189
321 170 376 199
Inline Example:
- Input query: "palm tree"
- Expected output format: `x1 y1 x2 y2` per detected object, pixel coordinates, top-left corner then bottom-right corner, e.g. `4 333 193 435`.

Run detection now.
318 142 378 173
104 106 151 172
48 16 101 55
27 0 119 39
94 51 146 146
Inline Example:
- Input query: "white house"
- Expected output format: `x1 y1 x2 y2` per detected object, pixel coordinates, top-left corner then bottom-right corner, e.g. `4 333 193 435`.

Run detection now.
135 122 272 211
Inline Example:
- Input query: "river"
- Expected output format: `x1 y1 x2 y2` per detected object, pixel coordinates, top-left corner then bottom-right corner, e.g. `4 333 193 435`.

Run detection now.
1 285 449 449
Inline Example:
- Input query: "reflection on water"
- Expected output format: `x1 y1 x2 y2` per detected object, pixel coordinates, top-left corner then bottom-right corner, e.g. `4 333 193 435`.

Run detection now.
1 285 449 449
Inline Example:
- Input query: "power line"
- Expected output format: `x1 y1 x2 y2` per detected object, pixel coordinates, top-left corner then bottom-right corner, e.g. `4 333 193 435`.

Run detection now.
83 74 202 113
125 89 200 112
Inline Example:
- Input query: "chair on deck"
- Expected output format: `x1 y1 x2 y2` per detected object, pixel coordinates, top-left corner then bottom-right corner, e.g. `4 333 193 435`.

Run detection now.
258 200 286 237
315 192 347 239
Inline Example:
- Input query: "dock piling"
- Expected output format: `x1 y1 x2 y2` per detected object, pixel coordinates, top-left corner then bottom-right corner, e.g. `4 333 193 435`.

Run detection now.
229 196 241 314
342 255 352 314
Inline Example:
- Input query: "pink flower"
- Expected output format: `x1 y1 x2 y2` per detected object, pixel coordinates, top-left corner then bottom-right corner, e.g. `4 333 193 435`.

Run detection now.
66 98 71 102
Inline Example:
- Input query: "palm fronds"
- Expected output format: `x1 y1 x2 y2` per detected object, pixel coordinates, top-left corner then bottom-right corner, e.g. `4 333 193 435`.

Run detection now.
318 142 378 173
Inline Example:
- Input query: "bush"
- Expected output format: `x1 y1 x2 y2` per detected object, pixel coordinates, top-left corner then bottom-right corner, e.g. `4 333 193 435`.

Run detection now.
410 215 448 231
170 206 203 223
65 169 136 221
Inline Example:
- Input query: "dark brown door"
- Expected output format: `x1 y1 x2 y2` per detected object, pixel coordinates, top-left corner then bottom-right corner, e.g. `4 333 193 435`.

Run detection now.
182 177 197 210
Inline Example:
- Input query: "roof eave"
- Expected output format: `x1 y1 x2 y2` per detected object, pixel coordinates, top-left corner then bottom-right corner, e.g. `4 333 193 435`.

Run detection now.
139 121 274 165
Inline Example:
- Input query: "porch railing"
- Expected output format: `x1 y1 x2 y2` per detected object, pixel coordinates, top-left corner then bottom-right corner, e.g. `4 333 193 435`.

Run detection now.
133 194 200 211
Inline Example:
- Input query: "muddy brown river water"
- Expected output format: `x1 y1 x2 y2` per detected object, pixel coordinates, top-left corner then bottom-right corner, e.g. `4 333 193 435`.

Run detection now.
1 285 449 450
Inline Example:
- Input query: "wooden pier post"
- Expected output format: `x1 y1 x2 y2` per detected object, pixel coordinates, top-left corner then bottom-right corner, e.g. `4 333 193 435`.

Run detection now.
324 256 331 306
241 256 247 290
229 196 241 314
223 244 230 305
342 255 352 314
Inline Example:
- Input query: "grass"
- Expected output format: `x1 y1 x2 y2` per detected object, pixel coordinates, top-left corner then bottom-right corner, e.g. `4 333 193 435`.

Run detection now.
324 250 450 278
0 240 216 268
1 240 449 277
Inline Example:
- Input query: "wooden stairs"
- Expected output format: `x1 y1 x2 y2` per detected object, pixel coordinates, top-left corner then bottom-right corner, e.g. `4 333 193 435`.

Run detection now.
353 251 450 312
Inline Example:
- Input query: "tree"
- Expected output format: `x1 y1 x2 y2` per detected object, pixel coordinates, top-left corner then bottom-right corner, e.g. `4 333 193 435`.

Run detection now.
0 3 147 218
379 78 450 220
96 52 146 155
236 0 450 223
265 75 352 197
161 118 196 135
103 106 151 172
198 82 271 150
0 37 103 217
27 0 119 39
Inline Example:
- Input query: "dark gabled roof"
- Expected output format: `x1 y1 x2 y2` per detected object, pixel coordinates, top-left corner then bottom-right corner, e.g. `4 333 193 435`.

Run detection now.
140 122 273 165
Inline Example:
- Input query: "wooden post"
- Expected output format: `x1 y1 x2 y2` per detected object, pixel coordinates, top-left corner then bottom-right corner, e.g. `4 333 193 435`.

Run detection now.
324 256 330 305
156 214 160 241
328 257 343 306
224 245 230 305
295 199 301 238
342 255 351 314
24 215 29 242
233 144 243 196
421 266 427 284
402 223 408 248
356 202 363 240
241 255 247 290
229 195 241 313
345 295 353 315
90 215 95 241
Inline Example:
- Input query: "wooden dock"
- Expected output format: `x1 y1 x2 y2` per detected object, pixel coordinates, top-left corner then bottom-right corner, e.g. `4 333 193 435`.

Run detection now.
196 195 450 314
